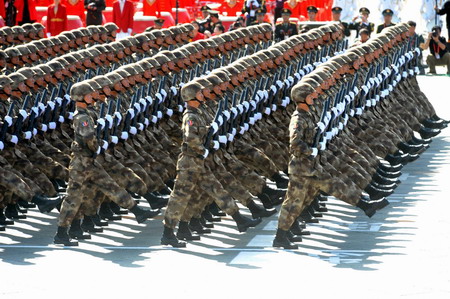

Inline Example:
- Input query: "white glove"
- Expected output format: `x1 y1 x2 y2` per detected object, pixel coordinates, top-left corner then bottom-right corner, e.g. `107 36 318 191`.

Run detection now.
213 140 220 150
49 122 56 130
120 131 129 140
166 108 173 117
203 149 209 159
129 126 137 135
218 135 227 144
18 109 28 120
111 136 119 144
310 147 318 157
211 122 219 134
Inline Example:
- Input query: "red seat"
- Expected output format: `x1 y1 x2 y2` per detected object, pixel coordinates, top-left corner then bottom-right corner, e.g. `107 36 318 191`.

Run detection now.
171 8 191 24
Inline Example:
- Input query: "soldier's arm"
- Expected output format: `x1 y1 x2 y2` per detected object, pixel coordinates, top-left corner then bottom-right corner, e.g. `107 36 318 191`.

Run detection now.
290 130 313 157
183 115 206 157
75 114 99 153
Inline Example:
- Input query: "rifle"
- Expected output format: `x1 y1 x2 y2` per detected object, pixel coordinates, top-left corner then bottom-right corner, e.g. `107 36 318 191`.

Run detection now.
204 99 223 151
101 100 115 152
0 101 16 147
111 98 122 139
12 95 30 140
96 102 106 138
23 92 42 139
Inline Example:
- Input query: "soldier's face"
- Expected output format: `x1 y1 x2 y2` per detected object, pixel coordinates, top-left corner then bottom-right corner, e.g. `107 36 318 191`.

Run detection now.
195 91 205 102
61 43 70 51
384 15 392 24
282 14 290 22
176 59 185 69
18 81 28 93
332 12 340 21
103 86 112 96
36 76 45 87
308 12 316 20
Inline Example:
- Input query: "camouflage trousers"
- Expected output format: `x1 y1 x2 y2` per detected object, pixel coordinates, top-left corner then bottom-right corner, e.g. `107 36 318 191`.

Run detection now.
278 157 361 231
57 156 135 227
164 154 239 229
0 167 35 201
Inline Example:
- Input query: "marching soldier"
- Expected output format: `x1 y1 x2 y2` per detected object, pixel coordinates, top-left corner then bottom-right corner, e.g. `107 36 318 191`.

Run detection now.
54 82 160 246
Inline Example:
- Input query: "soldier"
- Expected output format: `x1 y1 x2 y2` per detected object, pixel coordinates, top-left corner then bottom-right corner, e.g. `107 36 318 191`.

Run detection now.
306 5 318 22
161 81 261 248
147 18 165 32
376 9 396 34
199 10 223 34
331 6 351 37
251 8 269 26
275 8 298 41
349 7 375 38
54 82 160 246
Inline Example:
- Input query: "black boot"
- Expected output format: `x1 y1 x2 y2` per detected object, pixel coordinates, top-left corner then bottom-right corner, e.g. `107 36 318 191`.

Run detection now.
273 228 298 249
0 224 5 231
202 207 221 222
262 185 285 206
81 216 104 233
287 230 303 242
257 193 274 209
299 209 319 223
372 172 401 185
0 208 14 225
161 226 186 248
356 198 390 218
247 201 277 219
165 179 175 190
5 204 26 219
377 168 402 179
231 211 262 232
143 192 168 209
312 198 328 212
199 215 215 228
99 202 122 221
189 217 212 234
18 199 36 209
69 219 91 240
31 194 63 213
422 118 448 129
208 202 226 217
54 226 79 246
158 186 172 196
364 184 393 200
176 221 201 241
92 214 109 226
419 127 441 139
130 204 160 224
109 201 129 215
271 172 289 189
290 219 311 236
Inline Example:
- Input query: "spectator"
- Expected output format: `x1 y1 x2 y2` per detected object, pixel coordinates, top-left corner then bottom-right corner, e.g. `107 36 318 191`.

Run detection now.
421 26 450 75
62 0 85 23
213 24 225 36
306 5 318 21
407 20 426 75
200 5 211 20
435 1 450 42
229 16 245 31
376 9 395 34
112 0 134 39
14 0 38 25
84 0 105 26
349 7 374 38
191 21 205 41
46 0 68 37
242 0 265 26
219 0 243 16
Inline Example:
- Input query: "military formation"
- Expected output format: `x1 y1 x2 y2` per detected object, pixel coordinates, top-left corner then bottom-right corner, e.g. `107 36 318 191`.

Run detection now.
0 19 447 250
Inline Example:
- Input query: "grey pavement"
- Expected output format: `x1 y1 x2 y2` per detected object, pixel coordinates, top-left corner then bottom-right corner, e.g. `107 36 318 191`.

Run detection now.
1 75 450 299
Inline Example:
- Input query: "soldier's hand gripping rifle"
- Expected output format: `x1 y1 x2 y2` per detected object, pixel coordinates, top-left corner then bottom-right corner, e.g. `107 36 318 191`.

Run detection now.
0 101 16 150
204 99 223 157
311 95 331 157
150 76 167 126
110 98 122 145
11 95 30 143
226 93 239 146
217 95 230 149
100 100 115 153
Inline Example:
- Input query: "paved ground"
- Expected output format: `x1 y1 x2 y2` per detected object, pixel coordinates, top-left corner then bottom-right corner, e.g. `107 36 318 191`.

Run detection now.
1 73 450 299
